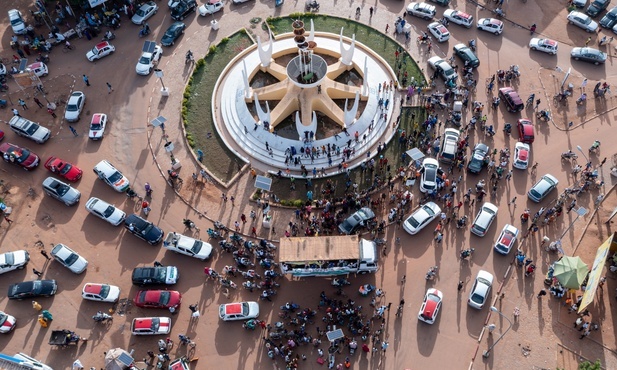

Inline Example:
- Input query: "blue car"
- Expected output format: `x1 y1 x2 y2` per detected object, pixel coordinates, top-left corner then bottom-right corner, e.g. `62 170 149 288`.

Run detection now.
161 21 186 47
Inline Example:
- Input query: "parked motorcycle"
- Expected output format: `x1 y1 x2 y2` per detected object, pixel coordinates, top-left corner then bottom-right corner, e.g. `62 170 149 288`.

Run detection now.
220 278 237 289
561 151 578 161
92 311 113 323
460 248 475 260
589 140 601 153
207 228 222 239
280 302 300 312
425 266 438 280
305 0 320 12
185 50 194 64
102 31 116 41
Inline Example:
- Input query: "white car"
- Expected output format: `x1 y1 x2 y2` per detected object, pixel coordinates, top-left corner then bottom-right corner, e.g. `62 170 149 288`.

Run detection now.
427 56 457 82
529 38 559 55
477 18 504 35
131 1 158 25
427 22 450 42
567 11 599 32
27 62 48 77
219 301 260 321
64 91 85 122
198 0 224 16
86 41 116 61
88 113 107 140
406 2 436 20
0 312 16 333
93 160 130 192
468 270 494 309
494 224 519 255
418 288 443 324
8 9 27 35
403 202 442 235
51 243 88 274
136 41 163 75
163 232 213 260
232 0 253 3
0 250 30 275
443 9 474 28
512 142 530 169
470 202 498 237
85 197 126 226
82 283 121 302
420 157 439 193
131 317 171 335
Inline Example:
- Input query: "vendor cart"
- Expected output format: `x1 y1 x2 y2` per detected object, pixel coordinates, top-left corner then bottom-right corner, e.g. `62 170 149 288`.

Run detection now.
48 329 81 348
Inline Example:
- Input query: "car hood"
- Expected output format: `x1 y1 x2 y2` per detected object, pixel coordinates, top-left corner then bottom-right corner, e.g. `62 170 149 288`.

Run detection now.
86 50 96 61
30 126 51 142
62 186 81 203
136 61 152 74
71 257 89 273
145 226 164 243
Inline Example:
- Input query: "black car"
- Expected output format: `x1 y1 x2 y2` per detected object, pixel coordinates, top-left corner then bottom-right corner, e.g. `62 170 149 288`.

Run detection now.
453 43 480 68
600 6 617 27
428 0 450 5
161 21 186 46
170 0 196 21
132 266 179 285
125 214 164 245
8 279 57 299
587 0 611 17
467 143 489 174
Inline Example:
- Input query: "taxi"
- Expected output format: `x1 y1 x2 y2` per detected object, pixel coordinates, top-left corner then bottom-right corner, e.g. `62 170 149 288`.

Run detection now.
427 22 450 42
418 288 443 324
529 38 559 55
131 317 171 335
86 41 116 62
443 9 474 28
219 301 259 321
27 62 49 77
81 283 121 302
88 113 107 140
477 18 504 35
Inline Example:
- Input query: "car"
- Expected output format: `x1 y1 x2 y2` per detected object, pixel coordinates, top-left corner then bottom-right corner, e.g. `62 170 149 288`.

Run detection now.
443 9 474 28
27 62 49 77
428 0 450 5
163 232 213 260
44 156 83 182
64 91 86 122
427 22 450 42
477 18 504 34
494 224 519 255
600 6 617 27
42 177 81 206
86 41 116 61
587 0 611 17
0 142 40 170
136 41 163 75
528 174 559 202
8 280 57 300
420 158 440 193
417 288 443 324
81 283 121 302
93 160 130 192
131 1 158 24
198 0 224 16
517 119 535 144
438 128 460 163
125 214 164 245
498 87 524 113
567 11 599 32
0 311 16 333
512 142 530 169
406 2 436 19
232 0 254 3
529 38 559 55
131 317 171 335
161 22 186 47
339 207 376 234
573 0 588 7
0 250 30 275
88 113 107 140
8 9 27 35
470 202 498 237
134 290 182 309
168 0 181 7
453 43 480 68
403 202 442 235
172 0 197 20
427 56 457 81
51 243 88 274
132 266 179 285
219 301 260 321
468 270 494 309
570 47 607 65
8 116 51 144
467 143 489 174
85 197 126 226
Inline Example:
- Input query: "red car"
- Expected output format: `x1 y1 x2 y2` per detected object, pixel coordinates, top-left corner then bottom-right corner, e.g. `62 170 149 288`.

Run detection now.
516 119 535 144
44 156 83 182
0 142 40 170
134 290 182 309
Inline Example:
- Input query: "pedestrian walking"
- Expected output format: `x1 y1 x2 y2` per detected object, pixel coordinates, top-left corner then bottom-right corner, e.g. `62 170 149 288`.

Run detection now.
534 99 541 109
83 75 90 86
12 108 20 116
234 221 240 232
40 250 51 260
581 78 588 90
106 82 113 93
241 214 247 223
18 99 28 110
3 214 14 224
33 268 42 278
250 210 256 221
457 280 464 292
69 125 78 136
505 170 512 181
189 303 198 313
369 6 374 17
385 24 389 33
251 226 257 236
600 157 607 166
537 289 547 298
33 97 44 108
509 196 517 205
401 275 406 285
48 108 57 118
434 232 443 243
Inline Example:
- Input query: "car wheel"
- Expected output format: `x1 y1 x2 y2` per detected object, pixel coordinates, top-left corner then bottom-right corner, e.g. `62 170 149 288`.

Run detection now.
586 28 593 32
531 47 537 51
594 61 600 65
568 20 574 25
17 265 24 269
575 57 580 60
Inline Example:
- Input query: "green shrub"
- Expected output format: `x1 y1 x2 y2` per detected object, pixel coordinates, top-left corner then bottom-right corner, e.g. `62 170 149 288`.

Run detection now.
220 37 230 44
208 45 217 54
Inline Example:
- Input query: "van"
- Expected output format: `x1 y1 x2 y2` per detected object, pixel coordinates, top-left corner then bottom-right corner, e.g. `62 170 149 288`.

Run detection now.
471 202 498 237
498 87 524 113
438 128 460 164
9 116 51 144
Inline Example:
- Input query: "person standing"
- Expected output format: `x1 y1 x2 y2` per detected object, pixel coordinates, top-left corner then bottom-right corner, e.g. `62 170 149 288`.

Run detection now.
69 126 78 136
33 97 44 108
369 6 374 17
12 108 20 116
48 107 56 118
83 74 90 86
18 99 28 110
537 289 547 298
106 82 113 93
32 268 42 278
40 250 51 260
457 281 464 292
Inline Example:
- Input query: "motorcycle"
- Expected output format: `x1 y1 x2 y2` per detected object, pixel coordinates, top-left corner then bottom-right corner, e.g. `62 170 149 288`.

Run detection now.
230 233 244 244
305 0 320 12
332 278 351 287
494 7 505 18
260 259 277 269
425 266 438 280
561 151 578 161
349 340 357 355
589 140 601 153
207 228 222 239
576 93 587 105
102 31 115 41
260 289 277 300
139 26 150 38
214 221 227 231
536 109 550 122
388 208 398 222
259 239 277 250
92 311 113 323
374 238 387 246
281 302 300 312
36 53 50 63
520 209 530 223
183 218 199 231
460 248 475 260
219 241 236 253
503 123 512 135
264 269 280 278
260 279 280 288
243 240 256 253
185 50 194 64
220 278 237 289
509 65 520 78
241 270 260 280
243 319 258 330
242 281 256 291
456 215 468 229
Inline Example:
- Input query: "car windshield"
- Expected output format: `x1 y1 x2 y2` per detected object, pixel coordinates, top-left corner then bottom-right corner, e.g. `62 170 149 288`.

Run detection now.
241 302 249 316
191 240 203 254
151 317 160 331
407 215 422 228
67 103 79 112
64 252 79 266
155 268 167 281
0 313 6 325
102 205 115 218
108 171 123 184
10 18 22 26
59 163 73 175
25 124 40 135
136 8 147 16
159 291 171 305
90 46 100 55
139 56 151 64
4 253 14 265
99 285 110 298
8 148 30 163
91 123 102 130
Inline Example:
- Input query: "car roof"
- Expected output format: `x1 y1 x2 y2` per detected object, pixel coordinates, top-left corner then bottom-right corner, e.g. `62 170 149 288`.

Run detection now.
83 283 104 294
225 303 243 315
96 41 110 49
91 114 105 124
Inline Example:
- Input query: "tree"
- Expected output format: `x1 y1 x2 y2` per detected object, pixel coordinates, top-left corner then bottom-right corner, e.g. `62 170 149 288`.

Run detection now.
579 360 602 370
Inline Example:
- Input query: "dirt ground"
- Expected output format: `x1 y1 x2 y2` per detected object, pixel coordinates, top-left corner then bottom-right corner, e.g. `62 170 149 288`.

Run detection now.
0 0 616 370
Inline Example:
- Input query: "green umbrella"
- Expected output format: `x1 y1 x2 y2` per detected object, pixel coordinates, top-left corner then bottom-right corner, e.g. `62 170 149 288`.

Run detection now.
553 256 589 289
